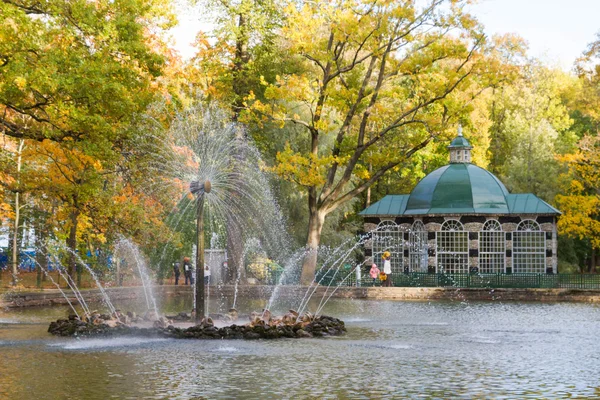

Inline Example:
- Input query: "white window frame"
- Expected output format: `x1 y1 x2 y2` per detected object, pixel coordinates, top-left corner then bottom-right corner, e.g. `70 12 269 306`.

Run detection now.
513 219 545 273
409 220 428 272
436 219 469 274
372 221 404 274
479 219 505 273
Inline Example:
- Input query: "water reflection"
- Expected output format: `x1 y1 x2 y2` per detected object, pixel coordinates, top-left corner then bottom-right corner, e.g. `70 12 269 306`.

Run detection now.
1 299 600 399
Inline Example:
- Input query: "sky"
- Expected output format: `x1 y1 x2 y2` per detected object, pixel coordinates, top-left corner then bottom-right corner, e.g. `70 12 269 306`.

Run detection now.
469 0 600 70
170 0 600 71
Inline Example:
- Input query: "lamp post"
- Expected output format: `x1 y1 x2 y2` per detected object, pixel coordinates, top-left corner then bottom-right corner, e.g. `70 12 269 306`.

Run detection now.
190 180 211 324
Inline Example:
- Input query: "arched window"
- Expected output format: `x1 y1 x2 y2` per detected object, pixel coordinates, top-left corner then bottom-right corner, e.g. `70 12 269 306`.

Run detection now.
372 221 403 274
513 220 545 273
436 220 469 273
479 219 505 273
409 220 428 272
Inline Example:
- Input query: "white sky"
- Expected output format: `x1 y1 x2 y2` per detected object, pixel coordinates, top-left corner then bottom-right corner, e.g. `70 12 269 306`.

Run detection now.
469 0 600 70
169 0 600 71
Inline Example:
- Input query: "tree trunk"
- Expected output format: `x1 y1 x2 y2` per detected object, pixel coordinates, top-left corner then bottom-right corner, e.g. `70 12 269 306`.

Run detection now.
11 191 20 287
366 163 372 208
300 208 326 285
34 214 48 288
226 6 250 279
67 208 80 283
11 139 25 287
232 9 250 119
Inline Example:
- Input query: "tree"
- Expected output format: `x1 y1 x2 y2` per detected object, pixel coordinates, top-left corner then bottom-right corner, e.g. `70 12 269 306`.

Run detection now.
189 0 286 116
556 134 600 270
186 0 289 281
0 0 175 145
555 33 600 272
0 132 41 285
572 32 600 135
487 65 577 202
245 0 513 283
0 0 181 284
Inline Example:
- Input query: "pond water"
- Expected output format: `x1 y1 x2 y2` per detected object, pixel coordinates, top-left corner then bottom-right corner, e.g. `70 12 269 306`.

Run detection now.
1 297 599 399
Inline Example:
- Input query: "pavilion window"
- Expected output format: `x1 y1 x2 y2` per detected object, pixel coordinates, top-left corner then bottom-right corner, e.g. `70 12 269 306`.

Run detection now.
513 220 545 273
372 221 404 274
436 219 469 274
409 220 428 272
479 219 505 273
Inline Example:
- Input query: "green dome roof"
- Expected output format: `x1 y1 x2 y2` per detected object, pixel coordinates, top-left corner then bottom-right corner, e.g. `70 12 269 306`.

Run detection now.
448 135 471 148
404 163 509 214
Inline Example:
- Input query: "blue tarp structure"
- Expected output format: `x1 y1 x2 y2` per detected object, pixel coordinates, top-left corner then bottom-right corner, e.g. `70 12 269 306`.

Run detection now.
0 249 58 271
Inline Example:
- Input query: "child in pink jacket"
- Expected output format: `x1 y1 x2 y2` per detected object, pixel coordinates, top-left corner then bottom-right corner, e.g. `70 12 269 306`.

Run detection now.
369 263 380 285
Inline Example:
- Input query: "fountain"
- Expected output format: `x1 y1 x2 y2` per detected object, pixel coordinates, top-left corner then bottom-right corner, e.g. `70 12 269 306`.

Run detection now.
44 221 421 340
42 104 348 339
190 179 210 323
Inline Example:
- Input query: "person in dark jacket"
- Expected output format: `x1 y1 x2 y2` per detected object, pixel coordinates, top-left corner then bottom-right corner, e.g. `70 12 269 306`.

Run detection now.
183 257 193 285
173 262 181 285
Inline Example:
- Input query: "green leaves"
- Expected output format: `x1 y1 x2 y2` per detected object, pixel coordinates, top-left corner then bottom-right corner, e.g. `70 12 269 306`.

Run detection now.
0 0 174 146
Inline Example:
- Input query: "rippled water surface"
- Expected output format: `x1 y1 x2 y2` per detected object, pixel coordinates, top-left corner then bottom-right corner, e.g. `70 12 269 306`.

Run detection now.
1 299 600 399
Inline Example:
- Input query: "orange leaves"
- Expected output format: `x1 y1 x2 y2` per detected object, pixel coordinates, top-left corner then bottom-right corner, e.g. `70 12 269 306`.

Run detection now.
34 140 104 190
0 201 14 221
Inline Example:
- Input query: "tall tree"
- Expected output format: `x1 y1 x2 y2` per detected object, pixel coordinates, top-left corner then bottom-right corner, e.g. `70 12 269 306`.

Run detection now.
572 32 600 135
487 65 577 202
190 0 285 115
0 0 178 282
245 0 513 283
186 0 287 281
0 0 175 144
555 33 600 271
556 134 600 270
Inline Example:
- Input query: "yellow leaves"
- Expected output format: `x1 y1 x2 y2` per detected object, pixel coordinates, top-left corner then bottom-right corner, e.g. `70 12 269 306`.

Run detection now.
557 192 600 248
354 164 371 180
556 134 600 249
272 143 347 187
13 77 26 90
569 179 585 194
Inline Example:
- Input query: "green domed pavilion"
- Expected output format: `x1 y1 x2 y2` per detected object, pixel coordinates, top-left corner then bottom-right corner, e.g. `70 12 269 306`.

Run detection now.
360 129 560 275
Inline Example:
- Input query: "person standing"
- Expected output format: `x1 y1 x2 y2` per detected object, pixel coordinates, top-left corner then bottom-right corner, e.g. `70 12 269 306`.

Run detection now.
382 251 393 287
173 261 181 285
183 257 192 285
369 263 380 285
204 264 211 285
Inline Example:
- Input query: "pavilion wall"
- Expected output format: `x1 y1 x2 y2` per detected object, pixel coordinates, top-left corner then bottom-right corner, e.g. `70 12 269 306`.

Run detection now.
363 215 558 273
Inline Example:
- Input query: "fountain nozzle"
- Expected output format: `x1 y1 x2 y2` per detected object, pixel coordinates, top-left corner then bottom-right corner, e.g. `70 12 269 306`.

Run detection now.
190 180 212 195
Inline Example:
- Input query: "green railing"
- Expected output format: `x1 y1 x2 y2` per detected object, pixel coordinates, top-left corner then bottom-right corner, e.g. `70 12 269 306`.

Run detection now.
316 271 600 289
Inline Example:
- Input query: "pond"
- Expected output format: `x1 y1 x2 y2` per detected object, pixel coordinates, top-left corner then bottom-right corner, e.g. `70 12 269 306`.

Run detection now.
1 296 599 399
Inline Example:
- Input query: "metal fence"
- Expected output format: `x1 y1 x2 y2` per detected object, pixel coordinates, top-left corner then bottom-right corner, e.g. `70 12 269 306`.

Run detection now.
316 271 600 289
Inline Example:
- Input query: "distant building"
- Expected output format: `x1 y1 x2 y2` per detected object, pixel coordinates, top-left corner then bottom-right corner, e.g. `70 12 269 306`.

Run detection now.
360 129 560 274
